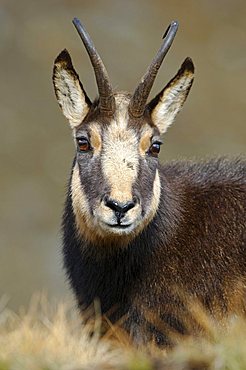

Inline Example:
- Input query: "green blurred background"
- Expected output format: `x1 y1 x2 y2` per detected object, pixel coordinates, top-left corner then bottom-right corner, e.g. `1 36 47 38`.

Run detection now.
0 0 245 310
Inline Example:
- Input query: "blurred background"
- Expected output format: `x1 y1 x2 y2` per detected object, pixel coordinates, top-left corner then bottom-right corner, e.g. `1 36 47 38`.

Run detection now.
0 0 245 310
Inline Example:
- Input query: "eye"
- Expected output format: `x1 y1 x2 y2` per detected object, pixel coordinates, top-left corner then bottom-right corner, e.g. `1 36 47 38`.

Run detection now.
76 137 91 152
148 142 162 157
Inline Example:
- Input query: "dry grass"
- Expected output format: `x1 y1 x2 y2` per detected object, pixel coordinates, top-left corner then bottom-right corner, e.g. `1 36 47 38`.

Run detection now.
0 295 246 370
0 295 127 370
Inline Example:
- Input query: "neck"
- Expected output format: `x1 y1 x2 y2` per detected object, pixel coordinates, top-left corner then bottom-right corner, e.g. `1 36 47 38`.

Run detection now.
62 167 181 315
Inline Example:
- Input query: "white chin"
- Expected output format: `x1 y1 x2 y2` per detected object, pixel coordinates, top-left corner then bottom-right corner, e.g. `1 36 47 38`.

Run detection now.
99 221 136 235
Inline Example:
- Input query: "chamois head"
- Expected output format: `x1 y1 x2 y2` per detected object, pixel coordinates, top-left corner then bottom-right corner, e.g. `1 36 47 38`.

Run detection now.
53 18 194 244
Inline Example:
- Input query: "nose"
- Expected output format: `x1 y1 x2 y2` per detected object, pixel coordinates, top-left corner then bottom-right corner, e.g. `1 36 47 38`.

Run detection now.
103 196 136 222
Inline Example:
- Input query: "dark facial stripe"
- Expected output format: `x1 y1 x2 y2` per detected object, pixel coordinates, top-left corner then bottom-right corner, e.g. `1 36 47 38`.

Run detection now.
76 150 110 215
133 156 159 217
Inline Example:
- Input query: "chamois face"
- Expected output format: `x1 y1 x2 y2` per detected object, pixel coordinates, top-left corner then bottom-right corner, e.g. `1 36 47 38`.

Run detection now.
70 93 162 242
53 49 194 243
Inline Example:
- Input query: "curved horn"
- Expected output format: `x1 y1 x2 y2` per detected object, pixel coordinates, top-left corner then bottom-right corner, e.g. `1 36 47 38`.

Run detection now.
129 21 179 118
72 18 115 115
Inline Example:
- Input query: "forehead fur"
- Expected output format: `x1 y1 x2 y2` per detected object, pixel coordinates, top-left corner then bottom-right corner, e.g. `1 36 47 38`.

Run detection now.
101 94 139 203
74 92 157 165
114 93 132 127
75 91 156 132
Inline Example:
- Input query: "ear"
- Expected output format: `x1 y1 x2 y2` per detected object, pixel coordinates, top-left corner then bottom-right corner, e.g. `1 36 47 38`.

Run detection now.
148 58 194 134
52 49 91 129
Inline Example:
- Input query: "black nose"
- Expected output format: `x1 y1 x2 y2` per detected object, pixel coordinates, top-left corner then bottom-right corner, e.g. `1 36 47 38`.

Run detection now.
104 196 136 221
105 197 135 214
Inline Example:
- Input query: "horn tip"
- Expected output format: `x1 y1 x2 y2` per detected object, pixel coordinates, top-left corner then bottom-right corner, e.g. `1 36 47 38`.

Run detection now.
72 17 80 25
72 17 84 31
171 20 179 27
163 20 179 39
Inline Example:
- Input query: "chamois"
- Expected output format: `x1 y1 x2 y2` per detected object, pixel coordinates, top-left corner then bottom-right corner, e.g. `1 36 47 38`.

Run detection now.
53 18 246 346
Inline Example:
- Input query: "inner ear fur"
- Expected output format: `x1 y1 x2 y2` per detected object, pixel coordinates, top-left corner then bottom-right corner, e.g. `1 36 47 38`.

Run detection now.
148 57 194 134
53 49 91 128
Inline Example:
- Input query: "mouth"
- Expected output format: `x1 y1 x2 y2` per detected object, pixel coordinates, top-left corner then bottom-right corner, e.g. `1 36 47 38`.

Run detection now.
100 221 136 235
106 223 132 229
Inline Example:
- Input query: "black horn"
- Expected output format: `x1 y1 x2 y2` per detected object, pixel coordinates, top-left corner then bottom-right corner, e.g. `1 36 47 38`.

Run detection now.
72 17 115 115
129 21 179 118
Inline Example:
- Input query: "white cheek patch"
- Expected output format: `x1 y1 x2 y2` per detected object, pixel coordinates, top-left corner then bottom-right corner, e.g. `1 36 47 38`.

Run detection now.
143 169 161 225
71 163 95 240
71 164 89 215
151 71 194 134
151 170 161 216
53 65 89 128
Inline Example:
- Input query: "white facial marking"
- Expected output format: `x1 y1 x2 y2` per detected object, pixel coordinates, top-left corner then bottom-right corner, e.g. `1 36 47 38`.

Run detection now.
101 95 139 203
145 169 161 224
71 164 90 221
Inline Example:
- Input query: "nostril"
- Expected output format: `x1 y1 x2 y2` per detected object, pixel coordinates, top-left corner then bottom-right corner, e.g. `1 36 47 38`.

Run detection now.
105 198 121 213
122 201 135 213
104 197 136 214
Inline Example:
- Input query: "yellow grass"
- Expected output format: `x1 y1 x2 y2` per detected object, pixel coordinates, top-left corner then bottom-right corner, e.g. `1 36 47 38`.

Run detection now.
0 295 127 370
0 295 246 370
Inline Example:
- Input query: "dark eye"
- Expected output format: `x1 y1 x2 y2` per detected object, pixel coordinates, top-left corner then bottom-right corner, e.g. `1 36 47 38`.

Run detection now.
76 137 91 152
148 142 162 157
